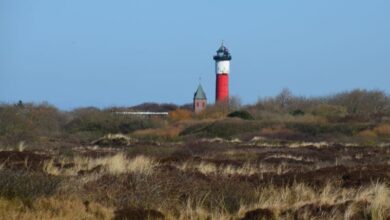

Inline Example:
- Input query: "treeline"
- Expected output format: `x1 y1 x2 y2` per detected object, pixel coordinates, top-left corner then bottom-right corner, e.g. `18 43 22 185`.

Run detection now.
246 89 390 122
0 103 173 147
0 89 389 147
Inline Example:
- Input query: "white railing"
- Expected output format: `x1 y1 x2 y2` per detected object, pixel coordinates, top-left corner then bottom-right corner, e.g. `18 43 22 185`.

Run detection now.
114 112 169 116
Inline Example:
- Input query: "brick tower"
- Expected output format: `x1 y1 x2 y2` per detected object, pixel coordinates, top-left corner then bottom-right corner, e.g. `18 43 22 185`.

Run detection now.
193 84 207 113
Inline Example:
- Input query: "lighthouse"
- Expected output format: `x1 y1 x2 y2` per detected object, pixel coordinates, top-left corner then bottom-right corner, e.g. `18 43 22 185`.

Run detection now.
213 42 232 103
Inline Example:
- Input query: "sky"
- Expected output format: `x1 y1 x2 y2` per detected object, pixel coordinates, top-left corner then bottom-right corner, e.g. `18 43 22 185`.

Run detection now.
1 0 389 110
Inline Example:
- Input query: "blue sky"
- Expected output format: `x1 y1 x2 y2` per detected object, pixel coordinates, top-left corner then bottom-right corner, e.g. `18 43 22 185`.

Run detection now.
1 0 389 109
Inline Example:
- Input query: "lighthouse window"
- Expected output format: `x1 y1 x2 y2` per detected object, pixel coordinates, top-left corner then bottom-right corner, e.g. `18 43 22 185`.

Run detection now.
202 103 205 107
197 103 199 107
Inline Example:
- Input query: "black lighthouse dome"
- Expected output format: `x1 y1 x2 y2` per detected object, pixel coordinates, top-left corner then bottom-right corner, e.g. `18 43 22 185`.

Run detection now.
213 43 232 61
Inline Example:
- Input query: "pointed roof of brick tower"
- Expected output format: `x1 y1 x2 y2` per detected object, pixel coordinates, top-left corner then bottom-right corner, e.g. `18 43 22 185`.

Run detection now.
194 84 207 100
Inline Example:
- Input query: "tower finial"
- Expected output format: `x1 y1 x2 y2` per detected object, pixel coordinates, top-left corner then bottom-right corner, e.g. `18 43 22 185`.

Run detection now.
221 40 224 47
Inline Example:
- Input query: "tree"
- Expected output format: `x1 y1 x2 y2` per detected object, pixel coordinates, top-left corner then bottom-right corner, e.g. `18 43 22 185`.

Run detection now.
276 88 293 110
229 96 242 111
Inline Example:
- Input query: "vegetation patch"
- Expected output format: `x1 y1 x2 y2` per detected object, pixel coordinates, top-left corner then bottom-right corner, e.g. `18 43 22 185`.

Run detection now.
228 110 254 120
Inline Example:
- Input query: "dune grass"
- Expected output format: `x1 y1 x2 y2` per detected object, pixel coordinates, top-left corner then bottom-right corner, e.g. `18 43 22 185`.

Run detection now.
44 153 159 176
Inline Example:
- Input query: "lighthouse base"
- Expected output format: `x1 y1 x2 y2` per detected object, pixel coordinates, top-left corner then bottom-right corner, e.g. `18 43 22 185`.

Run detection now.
216 74 229 102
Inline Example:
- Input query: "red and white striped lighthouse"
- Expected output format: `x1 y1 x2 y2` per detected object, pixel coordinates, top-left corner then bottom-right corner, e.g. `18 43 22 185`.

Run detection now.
213 42 232 103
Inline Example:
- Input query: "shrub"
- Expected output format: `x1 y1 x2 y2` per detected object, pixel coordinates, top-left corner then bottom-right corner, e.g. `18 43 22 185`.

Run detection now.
180 119 263 138
248 89 390 123
311 104 347 121
290 109 305 116
131 126 183 141
0 170 62 200
287 123 370 136
196 103 229 119
228 111 254 120
130 102 178 112
65 108 166 141
373 124 390 137
357 130 378 139
0 102 65 146
329 89 390 116
169 109 193 121
260 126 301 140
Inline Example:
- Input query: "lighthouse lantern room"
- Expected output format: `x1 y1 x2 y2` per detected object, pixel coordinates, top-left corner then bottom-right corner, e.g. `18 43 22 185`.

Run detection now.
213 43 232 103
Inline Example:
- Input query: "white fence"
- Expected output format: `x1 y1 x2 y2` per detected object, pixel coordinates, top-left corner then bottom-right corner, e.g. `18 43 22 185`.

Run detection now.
114 112 169 116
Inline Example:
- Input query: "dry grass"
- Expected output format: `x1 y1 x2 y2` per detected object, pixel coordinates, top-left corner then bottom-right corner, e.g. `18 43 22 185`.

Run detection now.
44 154 158 176
288 141 330 148
358 129 378 139
176 161 258 176
0 183 388 220
17 142 26 152
361 183 390 220
260 126 295 137
176 160 294 176
169 109 193 121
264 154 313 162
0 161 5 171
157 182 390 220
374 124 390 137
172 200 231 220
247 140 332 148
2 142 389 219
0 196 113 220
235 182 390 220
356 124 390 139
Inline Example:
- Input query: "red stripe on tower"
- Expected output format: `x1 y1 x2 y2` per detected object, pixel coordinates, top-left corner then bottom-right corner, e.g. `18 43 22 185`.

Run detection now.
216 74 229 101
213 42 232 103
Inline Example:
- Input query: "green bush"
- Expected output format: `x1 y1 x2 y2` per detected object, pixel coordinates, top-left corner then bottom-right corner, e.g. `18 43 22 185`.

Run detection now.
65 108 166 137
287 122 371 136
227 110 254 120
311 104 347 121
290 109 305 116
0 103 65 145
